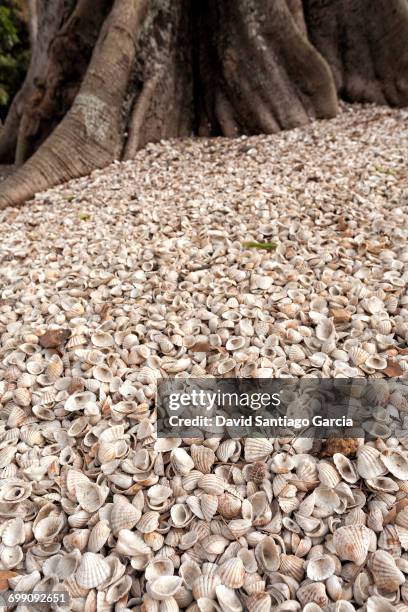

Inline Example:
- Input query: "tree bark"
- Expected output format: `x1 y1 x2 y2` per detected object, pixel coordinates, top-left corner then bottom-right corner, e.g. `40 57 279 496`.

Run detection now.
0 0 407 208
304 0 408 106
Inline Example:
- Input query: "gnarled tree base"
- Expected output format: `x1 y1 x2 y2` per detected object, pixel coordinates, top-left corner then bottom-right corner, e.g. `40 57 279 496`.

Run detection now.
0 0 407 208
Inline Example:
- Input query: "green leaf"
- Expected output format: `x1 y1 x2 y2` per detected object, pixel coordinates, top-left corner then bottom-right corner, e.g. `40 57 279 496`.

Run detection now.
243 240 277 251
79 213 91 221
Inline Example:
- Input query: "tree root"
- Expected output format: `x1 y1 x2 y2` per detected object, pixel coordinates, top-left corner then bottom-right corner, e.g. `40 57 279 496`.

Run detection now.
0 0 148 209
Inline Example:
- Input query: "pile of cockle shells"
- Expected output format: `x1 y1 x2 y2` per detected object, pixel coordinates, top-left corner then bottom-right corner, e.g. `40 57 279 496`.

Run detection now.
0 103 407 610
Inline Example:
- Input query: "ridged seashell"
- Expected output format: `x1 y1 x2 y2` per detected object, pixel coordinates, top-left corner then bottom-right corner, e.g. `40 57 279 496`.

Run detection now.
201 494 218 522
333 454 358 484
93 364 114 383
179 560 202 589
366 475 399 492
228 519 252 538
17 372 35 388
297 582 328 608
333 525 371 565
317 461 341 488
369 550 405 592
63 529 90 552
198 475 226 495
91 331 114 348
237 549 257 574
0 446 17 469
88 520 111 552
218 558 245 589
33 515 64 543
171 448 195 475
13 387 31 407
306 555 335 581
170 503 192 528
76 481 108 513
20 426 44 446
26 359 45 375
66 334 87 349
106 574 132 604
364 296 384 315
7 405 29 428
348 347 369 366
192 574 221 599
76 552 110 588
243 573 266 596
46 355 63 379
287 344 306 362
315 317 335 342
245 592 271 612
1 545 23 569
215 585 243 612
357 445 386 479
365 355 387 370
279 554 304 582
147 576 182 601
137 511 160 534
191 445 216 474
65 391 96 412
244 439 273 462
145 559 175 582
202 535 230 555
217 494 241 519
1 517 25 547
381 449 408 480
255 537 280 572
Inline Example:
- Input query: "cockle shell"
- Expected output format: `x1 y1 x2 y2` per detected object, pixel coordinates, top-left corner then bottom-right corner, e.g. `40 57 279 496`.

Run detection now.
198 475 226 495
91 331 114 348
317 461 341 488
109 499 142 534
76 552 110 588
88 520 111 553
1 517 25 547
137 511 160 534
215 585 243 612
33 515 64 543
369 550 405 592
306 555 336 581
333 525 371 565
381 449 408 479
297 582 328 608
217 494 241 519
255 537 280 572
1 545 23 569
191 445 216 474
13 387 31 407
46 355 63 379
200 494 218 521
147 576 182 601
192 575 222 600
76 481 109 513
171 448 195 475
218 558 245 588
356 445 386 479
244 439 273 462
0 447 17 469
333 454 358 484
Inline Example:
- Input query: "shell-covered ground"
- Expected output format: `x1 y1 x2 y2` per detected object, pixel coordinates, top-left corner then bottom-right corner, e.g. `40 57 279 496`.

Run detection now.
0 104 407 611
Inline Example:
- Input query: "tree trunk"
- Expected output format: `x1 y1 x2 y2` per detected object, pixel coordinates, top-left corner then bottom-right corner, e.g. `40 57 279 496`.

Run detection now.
0 0 407 208
304 0 408 106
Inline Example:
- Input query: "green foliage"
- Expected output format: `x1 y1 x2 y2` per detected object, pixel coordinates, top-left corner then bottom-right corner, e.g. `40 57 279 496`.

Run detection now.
0 1 30 117
243 240 277 251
